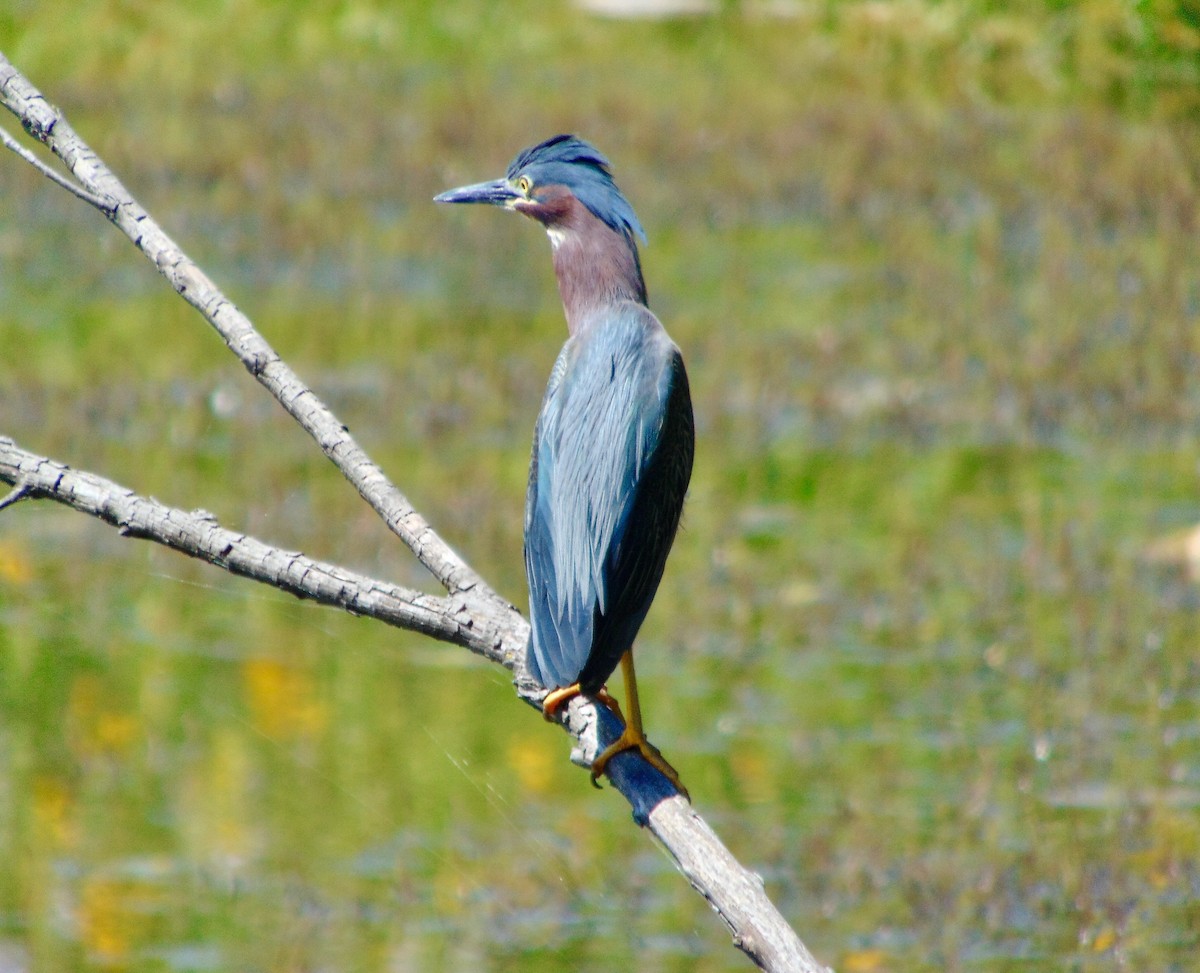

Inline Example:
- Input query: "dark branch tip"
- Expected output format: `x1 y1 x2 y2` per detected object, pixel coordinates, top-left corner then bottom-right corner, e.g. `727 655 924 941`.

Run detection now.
0 480 34 512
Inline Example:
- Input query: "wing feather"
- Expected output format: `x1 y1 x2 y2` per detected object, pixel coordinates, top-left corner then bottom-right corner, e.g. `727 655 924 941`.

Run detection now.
524 304 694 692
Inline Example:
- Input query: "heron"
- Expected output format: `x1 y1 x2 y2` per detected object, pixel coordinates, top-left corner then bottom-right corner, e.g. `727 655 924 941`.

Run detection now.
435 134 693 798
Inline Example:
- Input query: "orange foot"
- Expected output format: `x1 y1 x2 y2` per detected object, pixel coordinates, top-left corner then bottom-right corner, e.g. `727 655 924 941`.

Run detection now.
588 694 689 801
540 683 619 722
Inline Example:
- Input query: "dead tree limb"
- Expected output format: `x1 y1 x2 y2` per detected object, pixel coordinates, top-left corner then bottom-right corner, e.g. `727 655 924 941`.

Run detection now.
0 51 829 973
0 437 504 655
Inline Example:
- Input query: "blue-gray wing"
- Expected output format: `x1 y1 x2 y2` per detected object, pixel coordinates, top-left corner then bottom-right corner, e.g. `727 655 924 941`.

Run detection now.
524 304 694 692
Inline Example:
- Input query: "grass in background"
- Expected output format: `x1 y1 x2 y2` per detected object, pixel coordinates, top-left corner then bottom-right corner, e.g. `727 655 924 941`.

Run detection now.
2 2 1200 970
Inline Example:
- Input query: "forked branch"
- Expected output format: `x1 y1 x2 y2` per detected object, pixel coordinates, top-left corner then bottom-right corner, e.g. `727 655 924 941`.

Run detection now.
0 52 828 973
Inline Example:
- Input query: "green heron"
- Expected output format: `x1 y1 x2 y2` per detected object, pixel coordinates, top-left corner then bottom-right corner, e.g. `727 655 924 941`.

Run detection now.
436 135 693 798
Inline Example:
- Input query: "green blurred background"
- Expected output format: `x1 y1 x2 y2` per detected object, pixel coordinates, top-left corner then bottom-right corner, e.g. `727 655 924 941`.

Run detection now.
2 1 1200 970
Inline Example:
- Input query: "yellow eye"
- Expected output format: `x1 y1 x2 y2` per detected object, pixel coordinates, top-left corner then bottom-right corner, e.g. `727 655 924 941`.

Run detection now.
518 176 533 196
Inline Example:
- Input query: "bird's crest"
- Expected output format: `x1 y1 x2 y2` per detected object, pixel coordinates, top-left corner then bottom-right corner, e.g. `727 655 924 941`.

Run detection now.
507 134 647 245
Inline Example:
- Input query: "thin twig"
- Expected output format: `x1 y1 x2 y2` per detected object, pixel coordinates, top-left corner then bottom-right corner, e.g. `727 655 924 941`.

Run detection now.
0 477 31 512
0 121 116 213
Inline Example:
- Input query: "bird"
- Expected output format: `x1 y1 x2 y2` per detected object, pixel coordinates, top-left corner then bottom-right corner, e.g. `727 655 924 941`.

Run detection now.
435 135 694 798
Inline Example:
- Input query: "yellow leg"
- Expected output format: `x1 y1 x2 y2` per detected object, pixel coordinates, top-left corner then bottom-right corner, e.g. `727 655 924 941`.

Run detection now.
589 651 689 800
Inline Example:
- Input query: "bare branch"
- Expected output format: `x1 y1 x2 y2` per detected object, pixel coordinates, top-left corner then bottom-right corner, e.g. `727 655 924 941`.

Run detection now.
0 53 489 601
1 121 117 212
0 432 827 972
0 436 512 662
652 802 827 972
0 51 828 972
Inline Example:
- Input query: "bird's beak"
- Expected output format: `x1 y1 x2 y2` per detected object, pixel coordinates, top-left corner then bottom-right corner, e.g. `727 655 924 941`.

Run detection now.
434 178 522 207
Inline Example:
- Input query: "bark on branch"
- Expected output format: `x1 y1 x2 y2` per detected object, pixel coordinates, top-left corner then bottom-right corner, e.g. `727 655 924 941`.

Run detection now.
0 51 829 973
0 437 504 656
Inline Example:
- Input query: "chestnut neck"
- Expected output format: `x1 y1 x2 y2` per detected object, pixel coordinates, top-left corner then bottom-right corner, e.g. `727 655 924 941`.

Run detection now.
540 195 648 336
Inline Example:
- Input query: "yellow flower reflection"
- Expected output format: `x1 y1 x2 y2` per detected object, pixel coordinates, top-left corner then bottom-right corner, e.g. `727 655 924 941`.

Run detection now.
242 658 328 740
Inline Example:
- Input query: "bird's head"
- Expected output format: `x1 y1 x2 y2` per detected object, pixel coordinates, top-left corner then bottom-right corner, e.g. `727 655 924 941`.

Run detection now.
434 134 646 247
